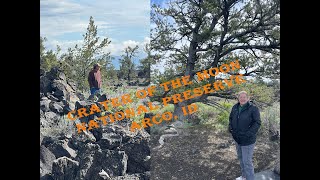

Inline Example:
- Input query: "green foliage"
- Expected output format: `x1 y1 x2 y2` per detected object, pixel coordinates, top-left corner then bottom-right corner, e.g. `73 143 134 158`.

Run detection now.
132 113 145 124
151 104 174 115
182 120 194 128
104 62 118 84
137 43 153 82
259 102 280 135
194 102 217 125
151 0 280 96
119 45 139 83
193 101 233 132
230 80 275 105
40 36 46 58
60 16 112 92
40 36 60 72
216 102 232 131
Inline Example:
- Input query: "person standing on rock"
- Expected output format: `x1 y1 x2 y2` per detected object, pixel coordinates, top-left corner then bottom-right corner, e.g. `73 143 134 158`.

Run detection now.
88 63 102 95
229 91 261 180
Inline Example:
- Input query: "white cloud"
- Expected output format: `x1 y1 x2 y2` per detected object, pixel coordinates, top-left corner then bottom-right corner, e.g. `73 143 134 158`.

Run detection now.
41 0 150 60
43 39 83 55
45 36 150 57
41 0 84 15
123 40 140 49
105 38 150 56
41 0 149 40
102 40 140 56
41 0 84 38
143 37 151 46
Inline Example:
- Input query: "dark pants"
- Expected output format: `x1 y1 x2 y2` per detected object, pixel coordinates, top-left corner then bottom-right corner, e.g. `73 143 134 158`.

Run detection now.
235 142 255 180
90 87 100 95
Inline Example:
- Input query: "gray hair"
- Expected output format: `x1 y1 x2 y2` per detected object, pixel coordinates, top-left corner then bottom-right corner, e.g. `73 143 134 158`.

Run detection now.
237 91 249 98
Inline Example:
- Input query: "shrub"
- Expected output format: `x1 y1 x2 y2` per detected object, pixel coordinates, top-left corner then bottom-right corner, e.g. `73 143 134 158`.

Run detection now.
215 102 233 131
195 102 217 125
132 113 145 124
151 104 174 115
259 102 280 136
193 101 232 132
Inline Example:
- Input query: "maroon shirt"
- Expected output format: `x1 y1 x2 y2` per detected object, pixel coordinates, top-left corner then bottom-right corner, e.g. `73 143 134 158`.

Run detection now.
88 69 102 88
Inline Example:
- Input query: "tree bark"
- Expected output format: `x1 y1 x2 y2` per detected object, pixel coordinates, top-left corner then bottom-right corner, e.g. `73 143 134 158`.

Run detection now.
172 38 198 122
172 101 189 123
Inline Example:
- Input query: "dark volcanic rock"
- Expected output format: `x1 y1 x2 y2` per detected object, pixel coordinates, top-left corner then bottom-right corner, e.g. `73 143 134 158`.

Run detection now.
52 156 79 180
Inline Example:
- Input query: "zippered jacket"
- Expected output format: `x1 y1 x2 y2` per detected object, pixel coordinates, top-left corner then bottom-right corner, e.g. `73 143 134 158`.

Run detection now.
228 101 261 146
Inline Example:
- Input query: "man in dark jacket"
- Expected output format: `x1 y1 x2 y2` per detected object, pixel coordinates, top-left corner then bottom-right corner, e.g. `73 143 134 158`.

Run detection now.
229 91 261 180
88 63 102 95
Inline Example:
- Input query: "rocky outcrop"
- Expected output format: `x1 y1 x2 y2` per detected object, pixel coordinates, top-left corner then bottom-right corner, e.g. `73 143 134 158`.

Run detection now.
41 111 60 128
46 139 77 159
52 157 79 180
40 67 80 129
40 67 151 179
273 156 280 175
76 143 128 179
40 145 56 178
97 132 123 150
110 172 151 180
122 138 151 173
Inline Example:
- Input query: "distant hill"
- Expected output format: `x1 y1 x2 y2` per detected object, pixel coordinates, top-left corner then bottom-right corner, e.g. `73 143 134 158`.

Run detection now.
111 56 141 70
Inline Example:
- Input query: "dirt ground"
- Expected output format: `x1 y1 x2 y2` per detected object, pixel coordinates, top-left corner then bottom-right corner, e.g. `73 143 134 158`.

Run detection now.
149 125 279 180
